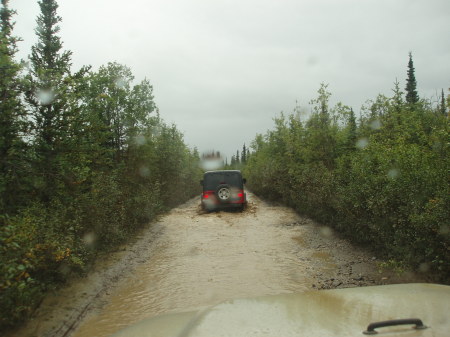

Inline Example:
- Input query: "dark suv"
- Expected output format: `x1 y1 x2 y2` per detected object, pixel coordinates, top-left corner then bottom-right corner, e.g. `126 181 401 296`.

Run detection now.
200 170 247 211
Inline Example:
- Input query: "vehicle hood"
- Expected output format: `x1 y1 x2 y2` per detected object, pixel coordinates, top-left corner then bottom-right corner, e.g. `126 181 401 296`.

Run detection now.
111 283 450 337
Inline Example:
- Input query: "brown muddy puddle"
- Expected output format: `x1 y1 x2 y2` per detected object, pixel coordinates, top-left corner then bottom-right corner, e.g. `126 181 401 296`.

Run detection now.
71 194 313 337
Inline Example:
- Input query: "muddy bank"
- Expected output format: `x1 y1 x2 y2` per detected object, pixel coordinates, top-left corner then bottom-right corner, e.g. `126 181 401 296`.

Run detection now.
6 193 424 337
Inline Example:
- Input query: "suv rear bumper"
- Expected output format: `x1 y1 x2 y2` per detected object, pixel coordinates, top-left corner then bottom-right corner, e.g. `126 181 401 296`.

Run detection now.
201 192 246 211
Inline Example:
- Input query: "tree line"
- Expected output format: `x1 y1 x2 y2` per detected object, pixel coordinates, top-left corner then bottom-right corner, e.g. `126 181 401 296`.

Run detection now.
241 54 449 282
0 0 201 329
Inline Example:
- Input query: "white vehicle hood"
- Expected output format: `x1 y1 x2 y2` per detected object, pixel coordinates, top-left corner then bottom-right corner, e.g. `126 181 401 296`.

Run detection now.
111 283 450 337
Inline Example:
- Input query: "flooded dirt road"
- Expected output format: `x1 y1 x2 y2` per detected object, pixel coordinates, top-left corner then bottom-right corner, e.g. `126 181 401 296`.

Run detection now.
73 194 313 336
9 193 419 337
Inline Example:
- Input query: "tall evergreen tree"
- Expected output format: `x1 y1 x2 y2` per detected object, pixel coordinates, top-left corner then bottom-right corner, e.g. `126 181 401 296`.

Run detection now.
0 0 26 213
405 52 419 105
24 0 77 201
30 0 72 73
241 143 246 163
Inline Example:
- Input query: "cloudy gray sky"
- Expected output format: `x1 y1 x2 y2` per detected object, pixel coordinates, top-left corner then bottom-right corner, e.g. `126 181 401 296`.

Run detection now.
10 0 450 160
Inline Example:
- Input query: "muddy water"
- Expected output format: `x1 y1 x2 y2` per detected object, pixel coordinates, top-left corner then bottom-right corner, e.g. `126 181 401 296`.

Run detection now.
71 193 312 337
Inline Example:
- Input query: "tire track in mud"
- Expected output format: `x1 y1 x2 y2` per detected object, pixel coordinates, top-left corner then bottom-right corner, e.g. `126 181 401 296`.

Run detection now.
7 193 422 337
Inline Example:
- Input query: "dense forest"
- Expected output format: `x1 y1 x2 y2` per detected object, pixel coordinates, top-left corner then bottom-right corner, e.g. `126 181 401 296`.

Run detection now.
0 0 201 329
235 59 449 284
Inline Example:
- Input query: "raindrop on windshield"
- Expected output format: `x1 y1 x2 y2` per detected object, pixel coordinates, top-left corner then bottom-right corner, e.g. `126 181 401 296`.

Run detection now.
114 77 127 89
200 151 224 170
83 232 96 247
37 89 55 105
151 126 162 137
418 263 430 273
432 141 443 152
369 119 382 130
320 226 333 238
438 224 449 235
307 55 319 66
59 264 71 276
139 166 150 177
200 158 223 171
134 134 146 146
356 138 369 149
387 168 400 179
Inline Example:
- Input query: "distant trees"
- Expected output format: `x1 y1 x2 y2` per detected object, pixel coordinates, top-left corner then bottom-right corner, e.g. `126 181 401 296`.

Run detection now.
0 0 201 329
243 54 449 283
224 144 250 170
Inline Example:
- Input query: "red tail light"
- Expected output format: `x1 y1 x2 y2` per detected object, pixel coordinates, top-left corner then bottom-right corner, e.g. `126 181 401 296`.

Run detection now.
202 190 214 199
237 192 243 198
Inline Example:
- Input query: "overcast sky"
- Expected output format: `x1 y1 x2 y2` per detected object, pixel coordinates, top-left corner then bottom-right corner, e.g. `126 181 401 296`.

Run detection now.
9 0 450 160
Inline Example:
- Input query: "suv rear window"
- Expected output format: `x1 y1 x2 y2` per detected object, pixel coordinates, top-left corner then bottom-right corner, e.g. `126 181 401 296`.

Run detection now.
203 172 243 190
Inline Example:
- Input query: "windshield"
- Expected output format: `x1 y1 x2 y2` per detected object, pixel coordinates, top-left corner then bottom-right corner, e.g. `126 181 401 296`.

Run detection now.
2 1 448 337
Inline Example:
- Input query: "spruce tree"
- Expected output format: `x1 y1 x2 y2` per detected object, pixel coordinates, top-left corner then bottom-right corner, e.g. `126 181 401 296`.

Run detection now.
440 89 447 116
24 0 75 202
0 0 26 212
405 52 419 105
30 0 72 73
241 143 246 163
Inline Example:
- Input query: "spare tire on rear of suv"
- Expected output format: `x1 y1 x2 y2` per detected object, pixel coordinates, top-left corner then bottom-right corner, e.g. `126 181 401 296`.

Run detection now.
200 170 246 211
216 184 231 203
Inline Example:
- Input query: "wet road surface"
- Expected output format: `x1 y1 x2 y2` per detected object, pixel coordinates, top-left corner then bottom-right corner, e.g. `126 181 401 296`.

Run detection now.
72 193 314 336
